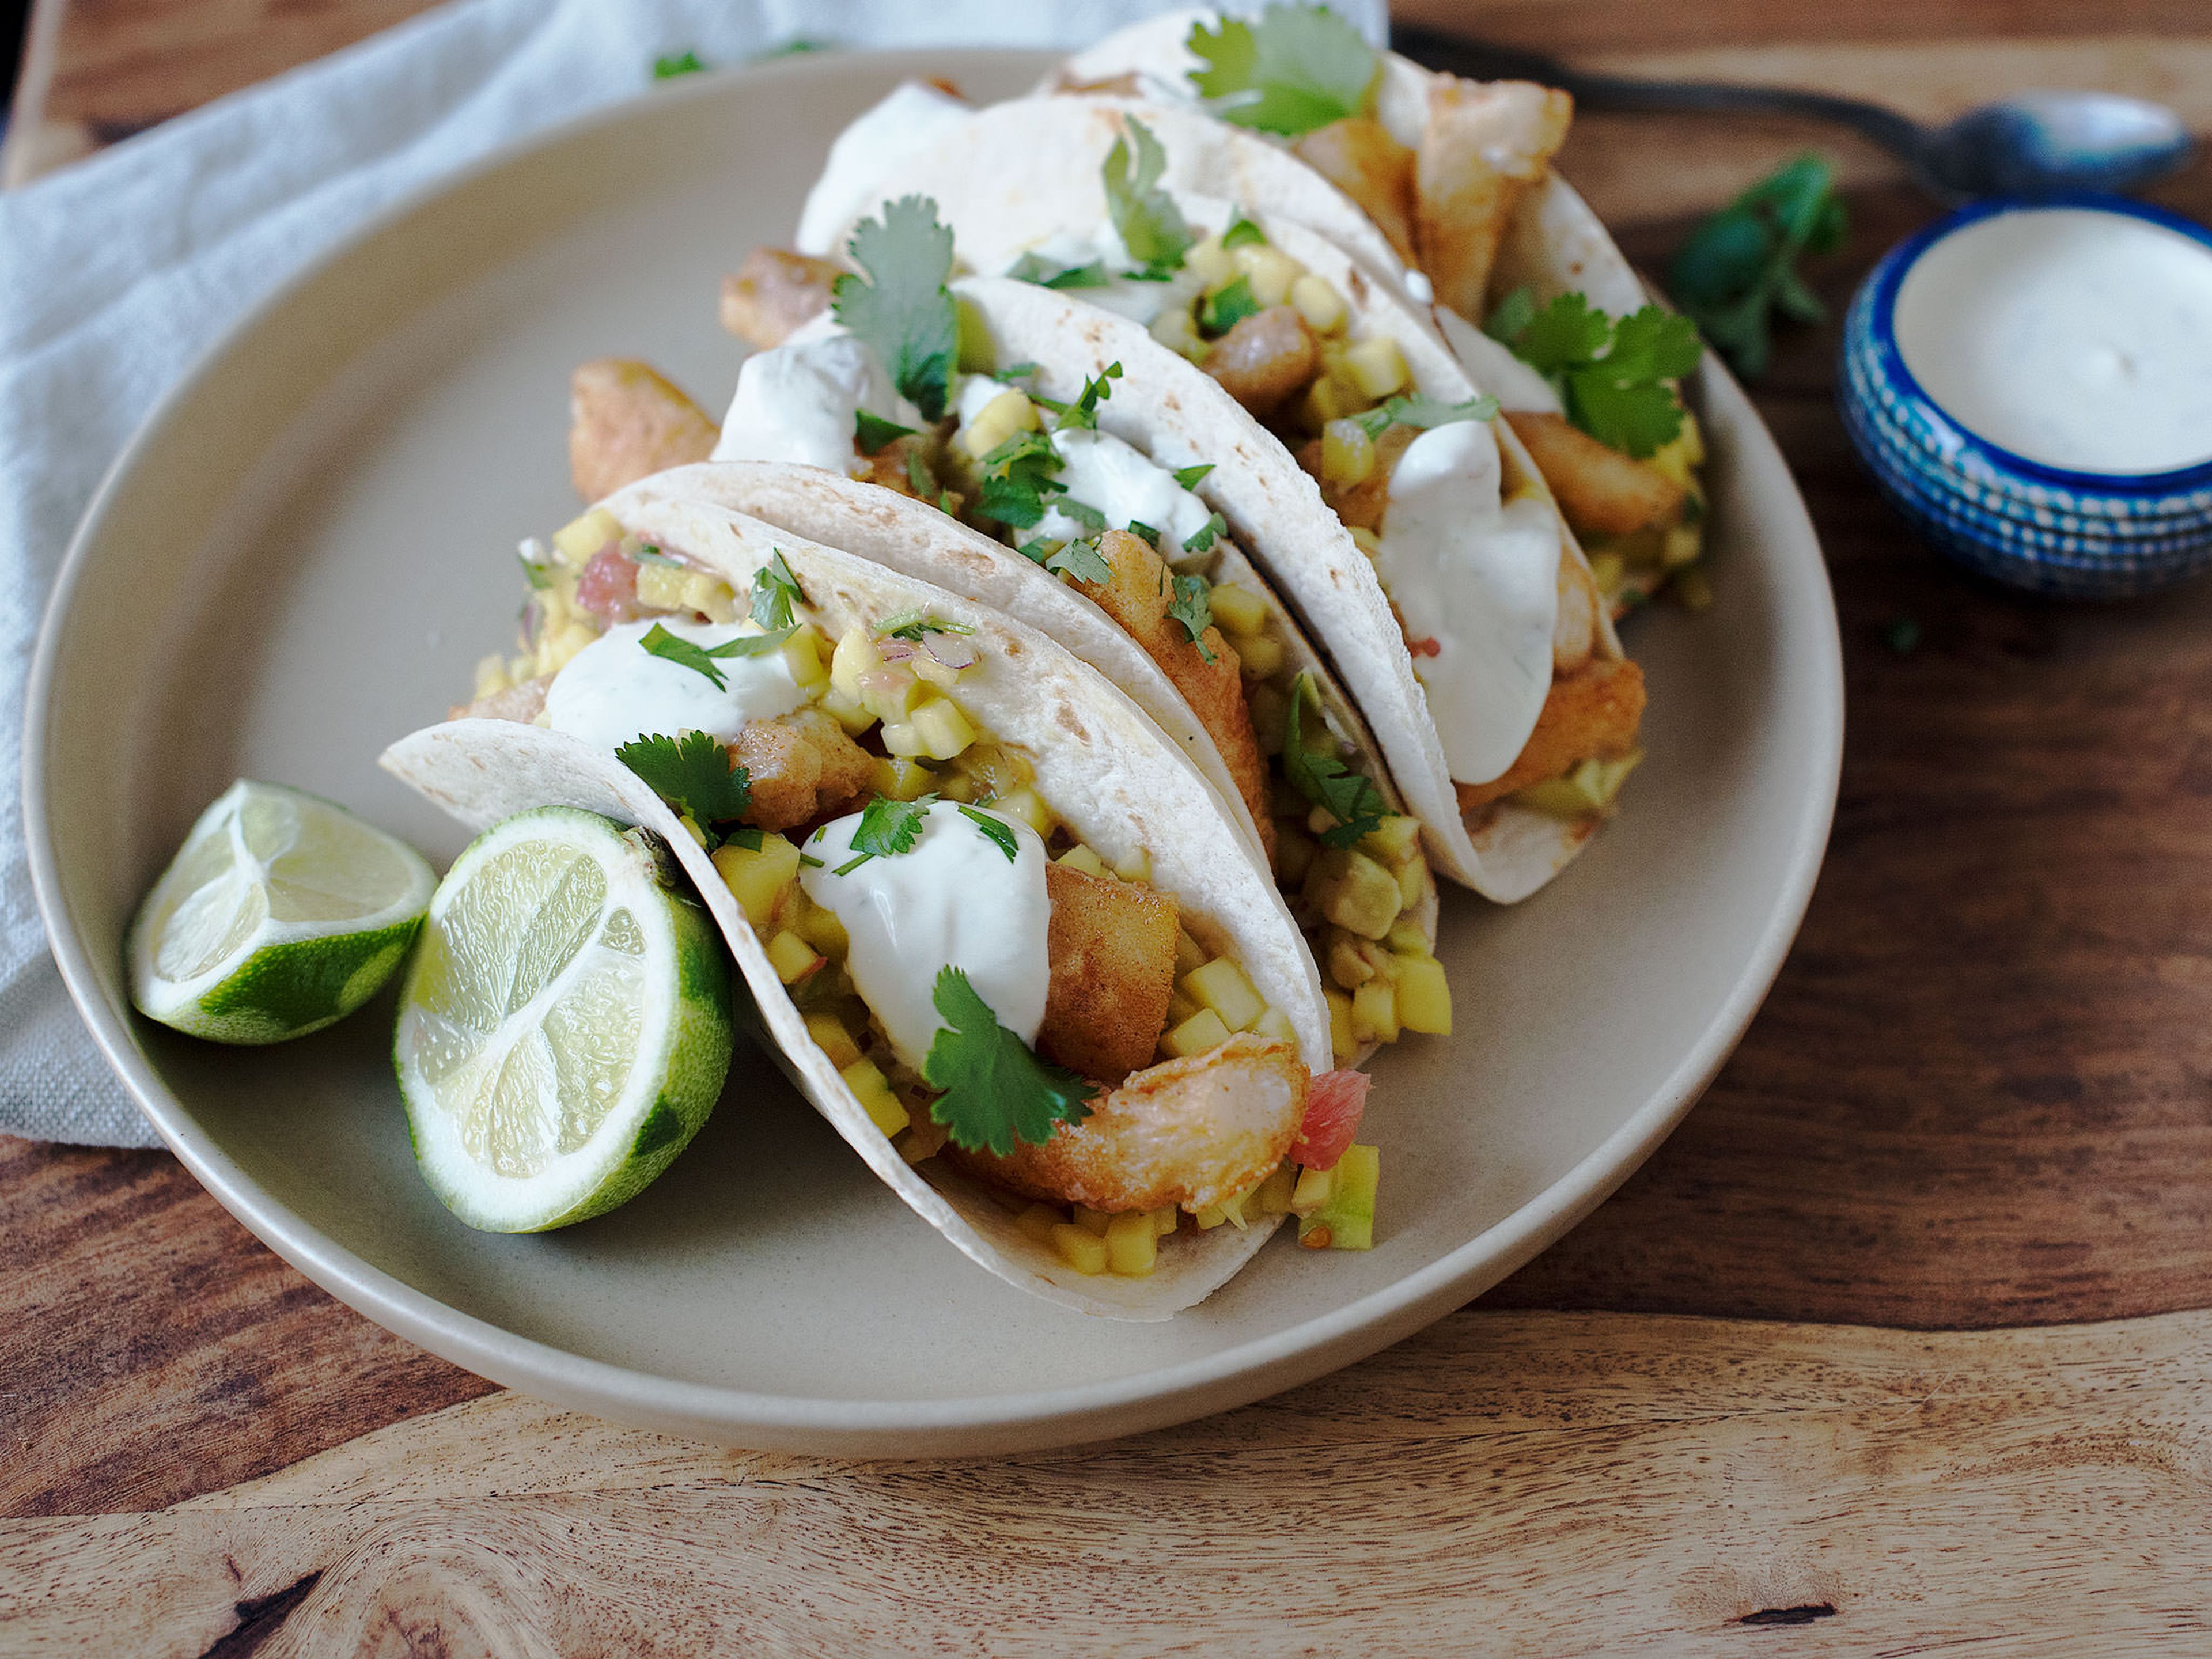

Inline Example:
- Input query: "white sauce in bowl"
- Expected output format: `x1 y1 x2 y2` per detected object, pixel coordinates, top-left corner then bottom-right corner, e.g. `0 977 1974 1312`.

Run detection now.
1893 207 2212 476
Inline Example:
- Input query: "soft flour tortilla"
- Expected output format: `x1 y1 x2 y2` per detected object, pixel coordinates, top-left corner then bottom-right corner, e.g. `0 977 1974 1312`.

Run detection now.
384 495 1330 1320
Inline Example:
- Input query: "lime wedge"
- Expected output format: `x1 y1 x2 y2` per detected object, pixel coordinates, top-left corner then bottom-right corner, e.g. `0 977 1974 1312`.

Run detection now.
128 780 435 1044
393 806 733 1232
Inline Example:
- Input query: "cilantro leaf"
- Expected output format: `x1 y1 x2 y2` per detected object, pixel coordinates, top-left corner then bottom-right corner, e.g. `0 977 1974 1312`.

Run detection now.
1006 252 1109 290
639 622 794 690
1172 463 1214 490
653 50 706 80
959 806 1020 863
632 543 681 567
834 196 958 421
1482 286 1538 349
1168 573 1218 664
876 609 974 643
977 429 1063 529
1046 537 1112 584
1668 153 1846 381
1492 293 1694 459
1051 362 1122 433
751 551 803 630
1220 217 1267 251
1187 6 1378 137
1126 521 1161 549
1507 290 1612 374
1200 274 1260 336
1281 672 1386 849
854 409 915 454
905 447 941 502
1103 118 1194 279
832 792 936 876
1182 512 1226 555
1349 392 1499 442
617 732 752 842
1056 497 1108 533
922 967 1095 1156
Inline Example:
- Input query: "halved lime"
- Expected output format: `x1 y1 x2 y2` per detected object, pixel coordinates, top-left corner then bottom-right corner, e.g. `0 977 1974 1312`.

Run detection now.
393 806 733 1232
128 780 435 1044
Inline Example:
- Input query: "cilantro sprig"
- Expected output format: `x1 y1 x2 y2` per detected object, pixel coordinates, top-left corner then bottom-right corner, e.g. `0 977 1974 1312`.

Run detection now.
1187 6 1377 137
1103 118 1194 279
750 551 804 630
1172 463 1213 491
1200 275 1260 336
1349 392 1499 442
1043 537 1112 584
959 806 1020 863
876 609 975 643
830 793 937 876
977 429 1062 529
1043 362 1122 433
1168 573 1217 664
639 622 794 691
1666 154 1847 381
834 196 958 421
1282 672 1387 849
618 732 756 851
1181 512 1226 556
1487 291 1699 459
854 410 915 454
922 967 1095 1155
1006 252 1109 290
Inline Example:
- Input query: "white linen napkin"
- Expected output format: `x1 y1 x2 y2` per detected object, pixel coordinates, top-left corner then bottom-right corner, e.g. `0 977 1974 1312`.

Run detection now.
0 0 1388 1147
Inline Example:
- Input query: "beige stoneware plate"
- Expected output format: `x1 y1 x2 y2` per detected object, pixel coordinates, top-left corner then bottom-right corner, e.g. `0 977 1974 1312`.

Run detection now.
25 49 1842 1455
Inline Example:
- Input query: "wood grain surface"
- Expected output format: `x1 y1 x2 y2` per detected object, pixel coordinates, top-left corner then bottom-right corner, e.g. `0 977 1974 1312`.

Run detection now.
7 1 2212 1648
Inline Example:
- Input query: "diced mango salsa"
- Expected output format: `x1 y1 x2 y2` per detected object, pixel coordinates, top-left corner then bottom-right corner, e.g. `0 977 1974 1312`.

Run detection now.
712 834 800 928
1395 955 1452 1036
1162 1007 1232 1058
805 1012 862 1071
1180 957 1266 1033
841 1058 908 1138
1104 1211 1158 1277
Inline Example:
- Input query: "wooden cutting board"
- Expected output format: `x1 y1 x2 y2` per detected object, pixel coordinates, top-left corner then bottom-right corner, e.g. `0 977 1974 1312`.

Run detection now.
7 1 2212 1651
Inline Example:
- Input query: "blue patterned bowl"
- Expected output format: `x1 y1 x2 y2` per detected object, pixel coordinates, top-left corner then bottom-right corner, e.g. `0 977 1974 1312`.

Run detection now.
1840 195 2212 598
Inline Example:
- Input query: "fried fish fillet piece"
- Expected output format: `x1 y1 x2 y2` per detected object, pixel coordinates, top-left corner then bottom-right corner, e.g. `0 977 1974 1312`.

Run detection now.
1455 656 1646 813
1416 78 1573 321
719 247 842 349
568 359 718 501
1505 411 1685 539
1037 861 1180 1084
1294 116 1419 263
734 709 874 834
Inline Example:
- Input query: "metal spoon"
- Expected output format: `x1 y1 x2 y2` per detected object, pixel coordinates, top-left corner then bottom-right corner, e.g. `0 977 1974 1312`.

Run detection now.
1390 26 2195 202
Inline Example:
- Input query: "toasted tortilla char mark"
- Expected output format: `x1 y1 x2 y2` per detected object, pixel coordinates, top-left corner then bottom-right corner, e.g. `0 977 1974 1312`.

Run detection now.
569 360 719 502
1038 861 1180 1084
734 709 874 833
952 1032 1308 1215
1505 411 1686 539
1455 657 1646 813
1416 79 1573 321
1294 116 1419 264
1073 530 1274 862
720 247 842 350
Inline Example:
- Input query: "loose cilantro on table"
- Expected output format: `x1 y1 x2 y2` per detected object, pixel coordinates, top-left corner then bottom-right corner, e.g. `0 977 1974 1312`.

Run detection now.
1103 118 1194 279
1489 291 1699 459
1666 153 1847 381
1187 6 1377 137
1006 252 1110 290
1167 573 1218 664
1172 463 1214 491
1200 275 1260 336
1221 217 1267 252
1349 392 1499 442
922 967 1095 1156
1045 537 1112 584
959 806 1021 863
834 196 958 421
653 50 706 80
617 732 755 850
854 410 915 454
1282 672 1387 849
831 793 936 876
750 551 804 630
639 622 794 691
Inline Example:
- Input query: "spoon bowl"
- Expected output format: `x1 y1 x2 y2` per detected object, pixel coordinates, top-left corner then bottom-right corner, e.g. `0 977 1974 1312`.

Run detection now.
1921 92 2194 200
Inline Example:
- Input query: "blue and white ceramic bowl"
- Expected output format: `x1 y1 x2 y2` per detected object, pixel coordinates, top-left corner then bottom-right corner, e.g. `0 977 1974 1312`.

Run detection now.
1840 195 2212 598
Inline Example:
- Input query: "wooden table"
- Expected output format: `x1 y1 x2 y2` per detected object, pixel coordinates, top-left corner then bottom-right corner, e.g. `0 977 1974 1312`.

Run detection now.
9 2 2212 1650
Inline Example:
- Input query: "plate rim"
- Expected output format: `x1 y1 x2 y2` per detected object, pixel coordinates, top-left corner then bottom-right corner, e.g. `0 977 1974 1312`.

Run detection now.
23 48 1844 1453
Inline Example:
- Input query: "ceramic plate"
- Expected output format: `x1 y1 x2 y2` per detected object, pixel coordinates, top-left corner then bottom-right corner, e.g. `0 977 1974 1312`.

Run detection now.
25 49 1842 1455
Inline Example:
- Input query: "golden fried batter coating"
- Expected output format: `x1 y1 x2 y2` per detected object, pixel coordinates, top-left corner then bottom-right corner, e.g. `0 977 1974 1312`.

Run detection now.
1554 546 1600 675
1505 411 1685 538
1037 861 1180 1084
1072 530 1273 861
1296 425 1416 533
1416 78 1572 320
1205 305 1319 419
952 1033 1308 1214
451 676 548 725
734 709 874 833
1294 116 1419 264
568 359 718 503
1455 656 1646 813
719 247 842 350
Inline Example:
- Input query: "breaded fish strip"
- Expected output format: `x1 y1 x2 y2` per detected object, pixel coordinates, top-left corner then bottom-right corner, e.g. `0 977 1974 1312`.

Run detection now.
1037 862 1180 1084
568 359 718 502
451 676 548 724
734 709 874 833
953 1033 1308 1214
1416 79 1573 320
1294 116 1419 264
1072 530 1274 861
1455 656 1646 813
1505 411 1685 539
719 247 842 350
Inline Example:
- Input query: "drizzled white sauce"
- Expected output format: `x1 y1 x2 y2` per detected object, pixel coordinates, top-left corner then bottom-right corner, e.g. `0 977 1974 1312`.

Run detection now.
1435 308 1562 415
800 802 1051 1070
1037 429 1219 555
796 81 974 256
714 334 918 475
544 619 804 752
1004 227 1206 325
1373 421 1561 783
1894 207 2212 475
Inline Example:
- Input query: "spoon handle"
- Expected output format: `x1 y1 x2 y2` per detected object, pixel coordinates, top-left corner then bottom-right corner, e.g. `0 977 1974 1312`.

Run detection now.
1388 25 1928 162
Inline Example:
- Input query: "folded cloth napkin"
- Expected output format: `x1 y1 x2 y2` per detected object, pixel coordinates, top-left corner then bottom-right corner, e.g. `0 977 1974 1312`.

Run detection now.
0 0 1387 1147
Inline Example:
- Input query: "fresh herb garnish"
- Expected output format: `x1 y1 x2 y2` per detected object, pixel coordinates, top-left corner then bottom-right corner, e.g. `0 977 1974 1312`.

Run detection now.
1349 392 1500 442
959 806 1020 862
1051 362 1122 433
906 448 941 502
1488 290 1698 458
834 196 959 421
1126 521 1161 549
876 609 975 642
1056 497 1108 533
921 967 1095 1155
653 50 706 80
1666 154 1846 381
1103 118 1194 279
977 429 1063 529
639 622 796 690
1221 217 1267 251
517 538 558 589
1046 537 1113 584
854 410 915 454
1167 573 1218 664
751 551 804 630
1172 463 1214 490
1187 6 1377 137
1182 512 1227 555
831 792 937 876
617 732 753 848
632 543 682 567
1282 672 1387 848
1006 252 1111 290
1200 274 1261 336
998 362 1041 383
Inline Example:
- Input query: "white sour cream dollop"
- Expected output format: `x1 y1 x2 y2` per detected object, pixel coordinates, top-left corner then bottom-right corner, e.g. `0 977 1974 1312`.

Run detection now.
796 81 974 256
1374 421 1562 784
800 802 1051 1071
715 333 919 475
544 618 804 752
